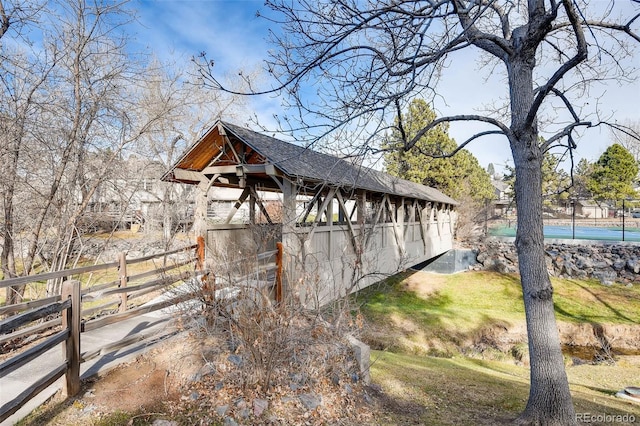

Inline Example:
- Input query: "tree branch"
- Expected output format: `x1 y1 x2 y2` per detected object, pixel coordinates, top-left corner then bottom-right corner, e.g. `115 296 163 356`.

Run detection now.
524 0 588 129
541 121 592 151
415 129 505 158
406 114 512 150
453 0 512 61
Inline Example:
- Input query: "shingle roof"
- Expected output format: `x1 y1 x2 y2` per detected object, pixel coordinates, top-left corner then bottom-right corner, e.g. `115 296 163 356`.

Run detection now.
222 122 457 205
166 120 457 205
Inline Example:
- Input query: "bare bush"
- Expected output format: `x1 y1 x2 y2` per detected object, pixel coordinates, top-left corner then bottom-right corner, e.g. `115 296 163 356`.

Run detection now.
179 233 364 393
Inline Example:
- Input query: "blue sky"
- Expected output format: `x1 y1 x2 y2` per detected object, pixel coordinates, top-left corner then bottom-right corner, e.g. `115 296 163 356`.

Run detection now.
133 0 640 175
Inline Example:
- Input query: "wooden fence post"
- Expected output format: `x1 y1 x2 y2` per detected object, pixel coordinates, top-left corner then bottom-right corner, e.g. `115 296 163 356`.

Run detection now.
61 280 81 397
196 236 205 272
118 252 128 313
275 242 283 304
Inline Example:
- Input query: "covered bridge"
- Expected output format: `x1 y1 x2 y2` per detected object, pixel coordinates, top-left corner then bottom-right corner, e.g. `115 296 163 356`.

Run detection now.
162 120 457 307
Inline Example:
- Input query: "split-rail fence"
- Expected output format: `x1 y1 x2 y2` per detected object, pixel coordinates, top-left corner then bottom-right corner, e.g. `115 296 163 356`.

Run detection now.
0 238 285 423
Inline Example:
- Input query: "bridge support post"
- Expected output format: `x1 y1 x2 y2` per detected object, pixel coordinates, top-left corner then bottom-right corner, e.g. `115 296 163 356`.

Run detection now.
281 178 298 303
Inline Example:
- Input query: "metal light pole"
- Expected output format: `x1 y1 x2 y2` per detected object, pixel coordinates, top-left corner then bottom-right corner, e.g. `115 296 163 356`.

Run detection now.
571 199 575 240
623 198 626 242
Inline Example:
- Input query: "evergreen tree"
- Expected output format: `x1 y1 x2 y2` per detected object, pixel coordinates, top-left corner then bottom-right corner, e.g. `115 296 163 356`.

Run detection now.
487 163 496 179
588 144 638 203
571 159 593 200
383 99 494 202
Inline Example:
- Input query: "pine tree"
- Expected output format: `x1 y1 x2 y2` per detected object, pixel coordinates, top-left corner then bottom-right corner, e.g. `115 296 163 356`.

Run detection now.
383 99 494 202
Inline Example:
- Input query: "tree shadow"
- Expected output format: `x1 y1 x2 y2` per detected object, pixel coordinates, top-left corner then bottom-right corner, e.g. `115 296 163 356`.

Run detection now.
572 281 636 323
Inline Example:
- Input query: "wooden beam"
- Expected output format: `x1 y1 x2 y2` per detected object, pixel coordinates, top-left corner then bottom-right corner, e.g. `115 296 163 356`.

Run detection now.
201 164 281 176
336 191 360 255
118 252 128 313
306 188 336 241
269 175 285 192
249 186 274 225
172 169 207 183
249 192 256 224
222 133 242 163
356 191 366 225
364 196 386 249
225 187 250 224
61 280 81 397
386 196 406 258
300 191 323 224
202 165 238 174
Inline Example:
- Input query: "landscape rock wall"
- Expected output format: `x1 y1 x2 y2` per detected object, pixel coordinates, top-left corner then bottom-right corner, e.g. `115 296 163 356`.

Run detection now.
474 240 640 286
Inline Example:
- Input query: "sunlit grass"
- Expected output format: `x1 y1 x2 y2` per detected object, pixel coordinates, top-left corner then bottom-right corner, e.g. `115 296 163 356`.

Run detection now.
360 271 640 331
371 350 640 425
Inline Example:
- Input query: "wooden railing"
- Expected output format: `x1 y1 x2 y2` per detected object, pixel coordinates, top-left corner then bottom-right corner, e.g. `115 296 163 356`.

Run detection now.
0 242 203 423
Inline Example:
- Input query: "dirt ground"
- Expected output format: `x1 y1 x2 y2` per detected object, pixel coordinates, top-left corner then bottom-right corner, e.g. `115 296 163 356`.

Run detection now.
18 333 206 425
18 329 383 426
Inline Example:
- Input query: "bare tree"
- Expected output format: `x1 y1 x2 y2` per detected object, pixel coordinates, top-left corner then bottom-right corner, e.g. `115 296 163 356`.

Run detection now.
198 1 640 424
0 2 57 303
0 0 44 41
613 118 640 164
132 58 250 249
1 0 191 300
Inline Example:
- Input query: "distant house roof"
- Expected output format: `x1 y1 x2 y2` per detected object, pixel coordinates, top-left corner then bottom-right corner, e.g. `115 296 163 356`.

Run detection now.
491 179 510 193
163 120 457 205
576 200 609 208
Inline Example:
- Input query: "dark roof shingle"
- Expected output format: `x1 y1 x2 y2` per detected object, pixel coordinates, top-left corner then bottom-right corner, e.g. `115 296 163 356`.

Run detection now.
222 121 457 205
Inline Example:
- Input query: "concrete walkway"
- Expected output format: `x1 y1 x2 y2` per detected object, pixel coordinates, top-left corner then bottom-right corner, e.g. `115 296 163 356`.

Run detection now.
1 307 181 425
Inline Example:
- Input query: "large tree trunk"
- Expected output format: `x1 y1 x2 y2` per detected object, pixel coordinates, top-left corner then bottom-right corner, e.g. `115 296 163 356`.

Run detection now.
509 59 576 425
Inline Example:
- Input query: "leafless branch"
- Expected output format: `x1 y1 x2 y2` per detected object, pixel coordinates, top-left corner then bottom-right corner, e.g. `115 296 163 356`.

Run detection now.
406 114 512 150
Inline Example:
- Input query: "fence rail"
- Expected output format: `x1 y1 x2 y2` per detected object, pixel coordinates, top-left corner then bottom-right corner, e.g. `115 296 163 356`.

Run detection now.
0 241 203 423
0 238 285 423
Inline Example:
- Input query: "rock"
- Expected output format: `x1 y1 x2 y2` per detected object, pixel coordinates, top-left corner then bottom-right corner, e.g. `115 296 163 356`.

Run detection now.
235 398 247 409
593 270 617 286
627 258 640 274
476 251 489 264
299 393 322 411
152 421 178 426
504 252 518 263
613 259 626 271
216 405 229 417
545 249 560 258
494 259 510 274
331 373 340 386
574 255 593 269
346 334 371 385
575 269 588 279
82 404 97 414
198 363 216 377
223 418 238 426
227 354 243 366
592 260 611 269
562 260 577 276
253 398 268 416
